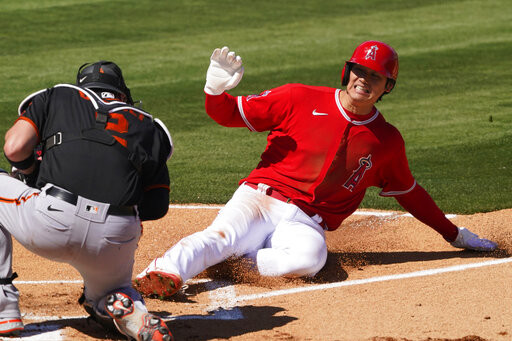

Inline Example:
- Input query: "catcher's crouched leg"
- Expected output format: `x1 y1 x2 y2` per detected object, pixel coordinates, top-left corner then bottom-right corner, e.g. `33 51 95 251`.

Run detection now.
78 292 118 333
0 273 24 336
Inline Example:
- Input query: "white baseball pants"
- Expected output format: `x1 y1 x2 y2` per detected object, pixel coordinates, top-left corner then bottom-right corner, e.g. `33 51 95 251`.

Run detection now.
146 183 328 281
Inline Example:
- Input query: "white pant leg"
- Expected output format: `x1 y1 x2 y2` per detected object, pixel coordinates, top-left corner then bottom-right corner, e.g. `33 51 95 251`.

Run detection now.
149 185 290 281
250 205 327 277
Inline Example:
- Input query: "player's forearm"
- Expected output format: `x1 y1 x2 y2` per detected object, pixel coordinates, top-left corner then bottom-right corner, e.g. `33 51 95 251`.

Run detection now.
205 92 246 127
395 184 458 242
4 119 40 174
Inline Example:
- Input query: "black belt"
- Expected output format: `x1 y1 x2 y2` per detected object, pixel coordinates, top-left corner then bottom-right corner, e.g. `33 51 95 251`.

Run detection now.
46 187 135 216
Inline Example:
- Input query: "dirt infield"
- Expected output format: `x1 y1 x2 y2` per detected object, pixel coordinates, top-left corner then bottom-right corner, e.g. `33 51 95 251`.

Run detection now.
10 206 512 341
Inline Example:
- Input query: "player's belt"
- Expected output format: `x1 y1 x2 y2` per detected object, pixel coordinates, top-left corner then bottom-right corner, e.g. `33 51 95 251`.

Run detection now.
46 186 135 216
243 182 291 203
243 182 328 229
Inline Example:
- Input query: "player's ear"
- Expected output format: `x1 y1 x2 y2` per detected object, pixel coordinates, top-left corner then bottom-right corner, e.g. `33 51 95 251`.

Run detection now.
384 79 395 93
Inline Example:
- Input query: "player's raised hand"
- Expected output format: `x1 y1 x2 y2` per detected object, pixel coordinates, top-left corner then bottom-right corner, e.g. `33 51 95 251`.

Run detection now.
204 46 244 95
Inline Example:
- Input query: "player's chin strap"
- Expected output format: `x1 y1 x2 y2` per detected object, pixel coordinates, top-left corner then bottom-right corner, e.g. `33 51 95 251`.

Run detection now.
0 273 18 285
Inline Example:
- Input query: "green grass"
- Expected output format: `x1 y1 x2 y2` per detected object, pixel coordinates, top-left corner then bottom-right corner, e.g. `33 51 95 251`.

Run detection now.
0 0 510 213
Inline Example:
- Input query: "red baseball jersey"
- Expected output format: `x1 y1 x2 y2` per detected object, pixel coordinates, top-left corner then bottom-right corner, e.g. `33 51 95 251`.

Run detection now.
206 83 416 230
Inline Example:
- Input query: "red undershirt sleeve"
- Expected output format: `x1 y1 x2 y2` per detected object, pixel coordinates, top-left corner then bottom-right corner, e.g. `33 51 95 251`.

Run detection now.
394 184 458 242
205 92 246 127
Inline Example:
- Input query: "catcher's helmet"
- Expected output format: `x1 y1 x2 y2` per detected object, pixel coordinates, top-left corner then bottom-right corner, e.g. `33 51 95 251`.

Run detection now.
76 61 133 104
341 41 398 91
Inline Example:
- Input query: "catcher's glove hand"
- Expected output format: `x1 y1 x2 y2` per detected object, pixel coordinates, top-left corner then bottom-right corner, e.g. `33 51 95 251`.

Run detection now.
11 159 40 188
10 144 42 188
204 46 244 95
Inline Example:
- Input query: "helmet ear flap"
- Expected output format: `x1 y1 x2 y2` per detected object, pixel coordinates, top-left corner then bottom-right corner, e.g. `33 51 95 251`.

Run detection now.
341 62 352 87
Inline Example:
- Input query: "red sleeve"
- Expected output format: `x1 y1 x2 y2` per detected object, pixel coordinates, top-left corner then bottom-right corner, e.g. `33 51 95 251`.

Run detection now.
205 92 246 127
205 85 292 132
394 184 458 242
237 85 292 132
378 126 416 195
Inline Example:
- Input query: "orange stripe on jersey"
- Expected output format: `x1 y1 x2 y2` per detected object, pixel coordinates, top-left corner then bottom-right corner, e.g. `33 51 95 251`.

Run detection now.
15 116 40 142
144 184 170 192
113 135 127 147
0 192 39 205
79 91 91 100
103 97 123 102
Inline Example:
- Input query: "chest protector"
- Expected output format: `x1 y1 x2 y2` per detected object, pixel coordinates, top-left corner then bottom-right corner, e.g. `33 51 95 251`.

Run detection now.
22 84 157 174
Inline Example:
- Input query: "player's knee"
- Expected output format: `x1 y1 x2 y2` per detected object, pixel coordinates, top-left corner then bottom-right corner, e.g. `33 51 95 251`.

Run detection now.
285 246 328 277
301 252 327 276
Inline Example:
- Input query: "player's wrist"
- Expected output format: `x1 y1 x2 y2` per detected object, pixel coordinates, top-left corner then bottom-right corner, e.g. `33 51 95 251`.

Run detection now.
204 86 224 96
5 152 35 170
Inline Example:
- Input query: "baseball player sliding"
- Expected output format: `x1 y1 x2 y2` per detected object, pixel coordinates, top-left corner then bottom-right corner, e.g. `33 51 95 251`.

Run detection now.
0 61 173 340
134 41 498 299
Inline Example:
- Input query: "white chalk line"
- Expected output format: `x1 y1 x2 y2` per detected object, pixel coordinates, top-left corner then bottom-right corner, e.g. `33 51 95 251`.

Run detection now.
168 204 457 219
158 257 512 323
14 280 82 285
232 257 512 303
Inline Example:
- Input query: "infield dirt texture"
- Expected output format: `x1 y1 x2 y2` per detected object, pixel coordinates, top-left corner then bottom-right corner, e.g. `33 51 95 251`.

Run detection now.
10 206 512 340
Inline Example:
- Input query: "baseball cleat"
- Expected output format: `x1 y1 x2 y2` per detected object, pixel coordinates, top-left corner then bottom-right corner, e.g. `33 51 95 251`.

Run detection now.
133 271 183 299
0 318 24 336
105 292 173 341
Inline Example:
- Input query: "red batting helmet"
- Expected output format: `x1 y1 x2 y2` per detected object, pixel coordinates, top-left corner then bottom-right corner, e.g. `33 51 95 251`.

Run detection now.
341 41 399 89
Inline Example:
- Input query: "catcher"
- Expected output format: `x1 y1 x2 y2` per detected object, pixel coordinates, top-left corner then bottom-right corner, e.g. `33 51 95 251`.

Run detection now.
0 61 173 340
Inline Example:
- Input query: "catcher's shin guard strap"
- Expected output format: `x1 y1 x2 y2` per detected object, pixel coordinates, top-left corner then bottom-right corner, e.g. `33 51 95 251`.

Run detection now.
0 273 18 285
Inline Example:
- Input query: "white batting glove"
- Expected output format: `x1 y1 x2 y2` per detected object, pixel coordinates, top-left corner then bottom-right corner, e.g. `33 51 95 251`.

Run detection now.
204 46 244 95
450 227 497 251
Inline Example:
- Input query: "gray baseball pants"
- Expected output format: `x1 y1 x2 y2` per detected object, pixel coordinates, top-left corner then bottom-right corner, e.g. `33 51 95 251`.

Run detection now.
0 173 145 320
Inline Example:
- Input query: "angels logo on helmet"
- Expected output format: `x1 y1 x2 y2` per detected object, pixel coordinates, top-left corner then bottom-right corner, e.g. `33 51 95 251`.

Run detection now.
364 45 379 61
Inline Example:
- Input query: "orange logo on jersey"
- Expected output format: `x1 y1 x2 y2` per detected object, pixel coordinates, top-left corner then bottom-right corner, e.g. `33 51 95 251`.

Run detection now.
343 154 372 192
105 112 129 147
365 45 379 60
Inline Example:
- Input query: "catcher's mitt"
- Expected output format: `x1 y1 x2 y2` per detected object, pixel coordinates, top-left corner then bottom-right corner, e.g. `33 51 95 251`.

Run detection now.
10 144 42 188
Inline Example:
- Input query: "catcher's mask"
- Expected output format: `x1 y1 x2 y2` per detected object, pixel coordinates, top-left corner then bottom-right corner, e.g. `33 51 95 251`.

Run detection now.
341 40 398 95
76 60 134 104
